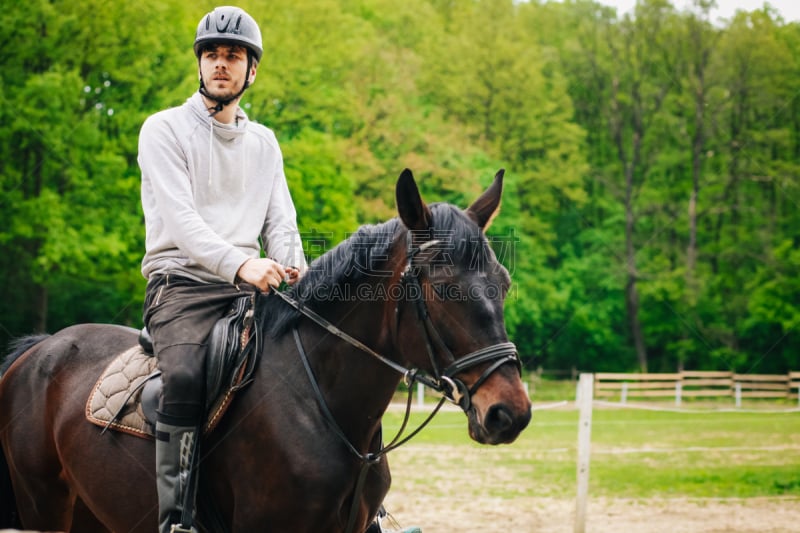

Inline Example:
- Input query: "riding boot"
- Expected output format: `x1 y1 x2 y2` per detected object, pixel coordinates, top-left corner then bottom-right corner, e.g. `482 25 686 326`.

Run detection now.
155 420 200 533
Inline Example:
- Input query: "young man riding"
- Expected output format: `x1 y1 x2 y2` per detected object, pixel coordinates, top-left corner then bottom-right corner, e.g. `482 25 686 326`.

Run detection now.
139 6 419 533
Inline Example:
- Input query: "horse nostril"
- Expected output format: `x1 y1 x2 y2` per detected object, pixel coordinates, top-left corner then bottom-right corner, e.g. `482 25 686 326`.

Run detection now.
484 404 514 435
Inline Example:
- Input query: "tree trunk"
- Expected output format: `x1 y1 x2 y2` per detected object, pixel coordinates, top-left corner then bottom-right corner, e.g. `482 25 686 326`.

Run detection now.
33 283 48 333
611 71 649 372
624 161 647 372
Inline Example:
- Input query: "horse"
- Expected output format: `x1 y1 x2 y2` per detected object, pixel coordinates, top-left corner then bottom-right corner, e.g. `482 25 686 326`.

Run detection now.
0 169 531 532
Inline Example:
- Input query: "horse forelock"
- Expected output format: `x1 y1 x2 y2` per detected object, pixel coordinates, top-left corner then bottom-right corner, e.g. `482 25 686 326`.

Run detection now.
263 202 490 338
427 202 489 263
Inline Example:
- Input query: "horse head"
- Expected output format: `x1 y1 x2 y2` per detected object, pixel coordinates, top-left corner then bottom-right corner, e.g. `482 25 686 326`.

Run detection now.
393 169 531 445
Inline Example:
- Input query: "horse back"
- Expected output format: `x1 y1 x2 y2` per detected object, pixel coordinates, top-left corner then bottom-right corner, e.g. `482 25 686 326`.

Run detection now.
1 324 137 389
0 324 139 434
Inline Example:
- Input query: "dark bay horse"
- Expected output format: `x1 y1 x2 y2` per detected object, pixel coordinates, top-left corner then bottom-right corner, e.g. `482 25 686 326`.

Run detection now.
0 169 531 532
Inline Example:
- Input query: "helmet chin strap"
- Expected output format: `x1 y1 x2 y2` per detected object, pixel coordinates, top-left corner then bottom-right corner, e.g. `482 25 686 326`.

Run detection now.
199 55 253 117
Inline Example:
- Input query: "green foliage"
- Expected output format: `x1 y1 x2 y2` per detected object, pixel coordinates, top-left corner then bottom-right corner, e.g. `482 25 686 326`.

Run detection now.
0 0 797 375
281 129 359 255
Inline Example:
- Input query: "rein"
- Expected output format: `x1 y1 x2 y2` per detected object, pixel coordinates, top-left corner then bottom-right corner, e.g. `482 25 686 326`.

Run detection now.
271 288 450 454
270 288 443 394
271 289 448 533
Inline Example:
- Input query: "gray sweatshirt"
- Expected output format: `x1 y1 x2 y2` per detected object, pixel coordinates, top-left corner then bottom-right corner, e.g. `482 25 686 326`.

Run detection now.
139 92 306 283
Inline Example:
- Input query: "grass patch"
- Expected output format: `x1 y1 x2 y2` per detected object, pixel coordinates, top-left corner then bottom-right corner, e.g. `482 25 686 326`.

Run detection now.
382 406 800 500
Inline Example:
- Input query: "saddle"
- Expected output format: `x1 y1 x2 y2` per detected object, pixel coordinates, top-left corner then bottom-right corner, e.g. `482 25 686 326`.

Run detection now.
86 293 260 439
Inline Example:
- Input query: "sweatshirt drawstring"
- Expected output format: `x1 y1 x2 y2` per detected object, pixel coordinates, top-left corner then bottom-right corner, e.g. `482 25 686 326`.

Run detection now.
208 119 214 187
242 135 247 193
204 102 248 190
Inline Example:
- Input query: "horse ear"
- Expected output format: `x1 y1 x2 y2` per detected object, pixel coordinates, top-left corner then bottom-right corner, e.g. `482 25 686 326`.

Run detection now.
466 169 504 231
396 168 432 231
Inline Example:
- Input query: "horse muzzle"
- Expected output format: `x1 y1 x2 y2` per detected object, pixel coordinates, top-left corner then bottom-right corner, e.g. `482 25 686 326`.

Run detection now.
467 400 531 445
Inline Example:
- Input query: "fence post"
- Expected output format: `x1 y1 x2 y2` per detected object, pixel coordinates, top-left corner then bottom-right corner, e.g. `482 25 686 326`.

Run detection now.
735 382 742 408
621 381 628 404
417 382 424 407
574 373 594 533
675 381 682 407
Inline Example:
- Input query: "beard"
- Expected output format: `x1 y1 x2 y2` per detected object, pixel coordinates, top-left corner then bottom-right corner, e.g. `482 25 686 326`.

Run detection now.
202 76 245 102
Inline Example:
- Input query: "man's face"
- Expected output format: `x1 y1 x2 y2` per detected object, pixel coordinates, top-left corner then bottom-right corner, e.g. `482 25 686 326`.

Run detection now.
199 44 255 100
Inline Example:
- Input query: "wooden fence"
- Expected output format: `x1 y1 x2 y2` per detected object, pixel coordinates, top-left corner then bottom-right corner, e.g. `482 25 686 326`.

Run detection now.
594 371 800 407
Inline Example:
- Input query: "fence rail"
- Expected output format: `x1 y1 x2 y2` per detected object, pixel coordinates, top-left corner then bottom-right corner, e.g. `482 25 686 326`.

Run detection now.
594 371 800 407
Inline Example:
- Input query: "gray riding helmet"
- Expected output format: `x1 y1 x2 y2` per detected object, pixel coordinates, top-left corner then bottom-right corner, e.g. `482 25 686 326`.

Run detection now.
194 6 263 62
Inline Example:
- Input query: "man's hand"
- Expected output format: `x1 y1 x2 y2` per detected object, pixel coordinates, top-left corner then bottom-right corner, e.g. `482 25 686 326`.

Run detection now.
236 258 294 292
284 266 302 286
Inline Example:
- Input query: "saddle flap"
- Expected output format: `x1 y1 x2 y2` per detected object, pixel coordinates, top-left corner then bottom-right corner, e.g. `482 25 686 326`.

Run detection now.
206 294 255 399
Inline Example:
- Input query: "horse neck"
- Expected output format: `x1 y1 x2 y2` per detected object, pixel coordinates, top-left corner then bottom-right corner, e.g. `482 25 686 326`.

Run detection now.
296 281 403 449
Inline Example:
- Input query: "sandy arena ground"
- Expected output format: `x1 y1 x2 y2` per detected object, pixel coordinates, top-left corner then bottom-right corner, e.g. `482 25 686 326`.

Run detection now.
383 494 800 532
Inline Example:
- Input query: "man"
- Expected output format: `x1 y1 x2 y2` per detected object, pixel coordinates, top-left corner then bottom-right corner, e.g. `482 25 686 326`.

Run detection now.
139 6 305 532
139 6 420 533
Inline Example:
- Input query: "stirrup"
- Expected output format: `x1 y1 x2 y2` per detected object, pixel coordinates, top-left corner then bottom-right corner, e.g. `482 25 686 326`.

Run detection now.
169 525 196 533
376 508 422 533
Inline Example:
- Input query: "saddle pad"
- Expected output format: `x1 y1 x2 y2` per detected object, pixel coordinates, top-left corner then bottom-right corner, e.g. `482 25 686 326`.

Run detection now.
86 346 157 438
86 347 245 440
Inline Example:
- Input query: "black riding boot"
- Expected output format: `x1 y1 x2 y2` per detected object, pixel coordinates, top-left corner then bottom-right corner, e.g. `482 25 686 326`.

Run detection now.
155 420 200 533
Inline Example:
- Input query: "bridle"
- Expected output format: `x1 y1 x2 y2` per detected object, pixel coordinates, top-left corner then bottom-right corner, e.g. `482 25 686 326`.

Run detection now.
397 231 520 411
270 229 521 533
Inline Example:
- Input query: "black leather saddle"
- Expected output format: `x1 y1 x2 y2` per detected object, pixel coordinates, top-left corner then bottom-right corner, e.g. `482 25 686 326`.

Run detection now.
137 293 259 425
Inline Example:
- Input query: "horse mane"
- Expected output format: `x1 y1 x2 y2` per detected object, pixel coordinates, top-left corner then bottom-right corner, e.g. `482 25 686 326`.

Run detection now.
262 216 402 337
1 334 49 375
262 202 488 338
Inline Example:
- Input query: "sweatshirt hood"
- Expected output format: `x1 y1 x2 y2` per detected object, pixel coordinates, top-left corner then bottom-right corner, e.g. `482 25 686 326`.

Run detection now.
188 92 249 140
188 92 250 188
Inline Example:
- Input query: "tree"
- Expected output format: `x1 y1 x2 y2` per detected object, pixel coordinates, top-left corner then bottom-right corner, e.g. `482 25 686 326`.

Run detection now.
705 7 798 371
0 0 192 346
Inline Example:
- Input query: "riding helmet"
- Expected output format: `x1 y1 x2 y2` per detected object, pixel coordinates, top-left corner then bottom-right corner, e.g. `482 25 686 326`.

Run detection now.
194 6 263 62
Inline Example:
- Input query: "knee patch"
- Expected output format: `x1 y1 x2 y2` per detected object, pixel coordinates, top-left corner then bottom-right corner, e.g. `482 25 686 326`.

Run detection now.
157 343 207 420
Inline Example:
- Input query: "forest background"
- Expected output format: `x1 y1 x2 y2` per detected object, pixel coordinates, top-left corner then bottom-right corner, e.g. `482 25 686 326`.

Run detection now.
1 0 798 374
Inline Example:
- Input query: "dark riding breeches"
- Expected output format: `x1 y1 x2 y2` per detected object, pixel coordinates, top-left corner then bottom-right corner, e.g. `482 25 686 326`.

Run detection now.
143 274 255 425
